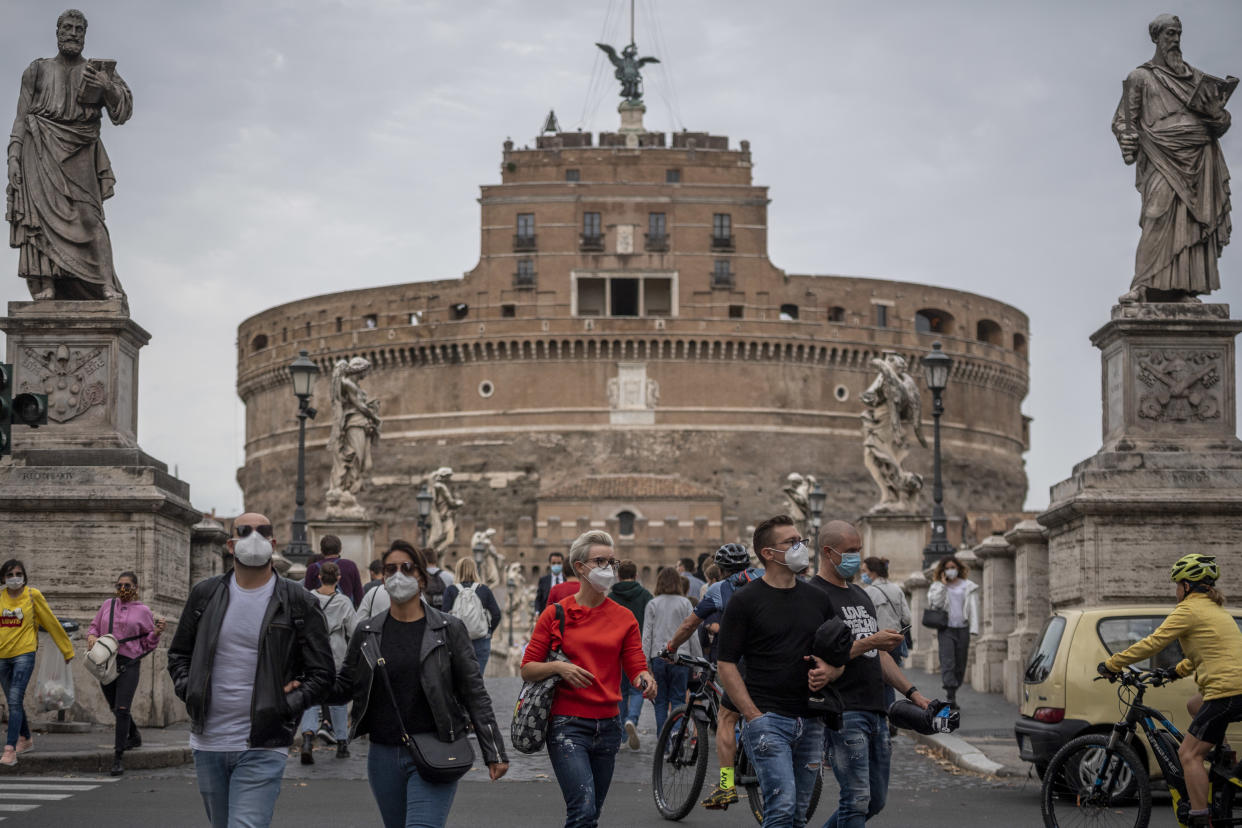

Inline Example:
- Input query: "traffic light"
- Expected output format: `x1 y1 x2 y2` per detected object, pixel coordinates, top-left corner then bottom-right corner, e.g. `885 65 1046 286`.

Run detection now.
0 364 10 456
11 392 47 427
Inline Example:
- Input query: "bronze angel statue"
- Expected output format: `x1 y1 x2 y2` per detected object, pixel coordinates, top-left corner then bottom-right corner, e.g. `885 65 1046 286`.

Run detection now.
596 42 659 103
325 357 381 517
859 354 927 512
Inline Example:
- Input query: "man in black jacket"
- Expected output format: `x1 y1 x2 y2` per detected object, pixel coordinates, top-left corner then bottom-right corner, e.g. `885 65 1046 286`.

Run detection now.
533 551 566 615
169 512 333 828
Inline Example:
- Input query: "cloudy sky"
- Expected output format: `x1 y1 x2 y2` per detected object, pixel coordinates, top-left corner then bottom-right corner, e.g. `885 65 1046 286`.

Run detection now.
1 0 1239 516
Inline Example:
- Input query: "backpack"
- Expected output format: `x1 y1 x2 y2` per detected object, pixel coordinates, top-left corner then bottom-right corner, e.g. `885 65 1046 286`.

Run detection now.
450 584 490 640
424 570 447 609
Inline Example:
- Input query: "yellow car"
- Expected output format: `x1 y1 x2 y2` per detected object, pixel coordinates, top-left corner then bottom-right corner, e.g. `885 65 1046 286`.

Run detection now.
1015 605 1242 779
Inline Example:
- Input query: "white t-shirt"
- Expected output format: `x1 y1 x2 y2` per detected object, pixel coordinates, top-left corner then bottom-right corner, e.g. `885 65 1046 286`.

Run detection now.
946 580 971 629
190 575 281 753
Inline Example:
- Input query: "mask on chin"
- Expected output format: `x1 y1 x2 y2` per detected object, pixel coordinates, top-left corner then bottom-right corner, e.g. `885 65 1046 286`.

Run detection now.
233 532 274 567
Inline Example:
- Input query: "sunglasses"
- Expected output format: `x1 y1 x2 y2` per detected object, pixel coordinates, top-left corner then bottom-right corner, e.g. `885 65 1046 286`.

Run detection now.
236 524 274 539
383 561 419 577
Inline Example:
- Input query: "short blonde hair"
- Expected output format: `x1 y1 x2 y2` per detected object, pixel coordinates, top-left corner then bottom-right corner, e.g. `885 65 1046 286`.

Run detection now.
455 557 478 584
568 530 614 568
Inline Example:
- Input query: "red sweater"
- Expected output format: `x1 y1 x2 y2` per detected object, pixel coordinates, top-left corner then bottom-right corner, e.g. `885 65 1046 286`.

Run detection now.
547 580 580 605
523 595 647 719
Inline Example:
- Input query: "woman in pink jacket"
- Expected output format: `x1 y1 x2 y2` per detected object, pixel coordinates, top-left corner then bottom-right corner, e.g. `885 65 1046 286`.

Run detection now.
87 571 165 776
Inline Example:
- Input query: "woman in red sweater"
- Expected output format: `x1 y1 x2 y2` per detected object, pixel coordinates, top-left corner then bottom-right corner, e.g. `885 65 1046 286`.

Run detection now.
521 530 656 828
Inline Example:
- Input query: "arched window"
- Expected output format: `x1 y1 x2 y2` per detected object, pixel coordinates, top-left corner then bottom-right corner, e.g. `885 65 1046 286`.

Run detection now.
976 319 1003 345
250 334 268 351
616 510 636 536
1013 332 1028 356
915 308 955 335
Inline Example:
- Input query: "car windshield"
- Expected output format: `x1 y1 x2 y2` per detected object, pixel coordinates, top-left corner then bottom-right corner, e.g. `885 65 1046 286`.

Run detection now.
1097 616 1185 670
1025 616 1066 683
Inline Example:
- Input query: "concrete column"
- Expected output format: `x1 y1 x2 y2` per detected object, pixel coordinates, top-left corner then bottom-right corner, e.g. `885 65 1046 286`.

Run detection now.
971 535 1016 694
903 570 935 672
1005 520 1050 704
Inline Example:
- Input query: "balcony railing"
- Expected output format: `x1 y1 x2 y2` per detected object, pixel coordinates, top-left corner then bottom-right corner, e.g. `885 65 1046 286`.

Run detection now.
710 235 735 251
580 234 605 252
644 233 669 252
711 270 734 289
513 271 537 288
513 234 537 252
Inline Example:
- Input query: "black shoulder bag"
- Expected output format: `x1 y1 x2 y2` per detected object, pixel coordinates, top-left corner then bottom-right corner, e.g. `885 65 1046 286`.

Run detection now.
373 650 474 783
511 603 569 754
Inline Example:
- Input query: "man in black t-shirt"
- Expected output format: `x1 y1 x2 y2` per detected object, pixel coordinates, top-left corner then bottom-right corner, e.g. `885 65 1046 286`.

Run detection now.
808 520 930 828
717 515 836 828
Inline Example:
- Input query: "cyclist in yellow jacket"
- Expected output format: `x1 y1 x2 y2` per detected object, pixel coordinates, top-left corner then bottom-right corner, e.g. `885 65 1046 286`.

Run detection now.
1099 553 1242 828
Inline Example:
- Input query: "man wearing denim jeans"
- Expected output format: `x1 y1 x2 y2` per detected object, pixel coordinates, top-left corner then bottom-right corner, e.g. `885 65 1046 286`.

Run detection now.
716 515 837 828
809 521 930 828
169 513 333 828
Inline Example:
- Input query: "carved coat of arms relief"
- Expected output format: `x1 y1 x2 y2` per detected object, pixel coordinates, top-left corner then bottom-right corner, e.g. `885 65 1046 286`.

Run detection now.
19 343 108 422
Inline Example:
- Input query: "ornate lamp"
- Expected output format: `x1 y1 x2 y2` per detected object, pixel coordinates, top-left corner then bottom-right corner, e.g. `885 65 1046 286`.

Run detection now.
921 342 955 569
416 484 433 547
808 483 827 540
287 350 319 563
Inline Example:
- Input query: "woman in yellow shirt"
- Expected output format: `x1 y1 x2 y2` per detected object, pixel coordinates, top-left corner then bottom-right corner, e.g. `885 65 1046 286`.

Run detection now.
1099 553 1242 828
0 559 75 767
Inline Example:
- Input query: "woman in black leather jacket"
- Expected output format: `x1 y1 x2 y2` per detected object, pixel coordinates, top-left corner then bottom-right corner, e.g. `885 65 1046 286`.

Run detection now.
332 540 508 828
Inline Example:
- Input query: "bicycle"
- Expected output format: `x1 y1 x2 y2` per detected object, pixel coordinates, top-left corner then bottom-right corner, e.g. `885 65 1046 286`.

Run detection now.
1040 666 1242 827
651 652 822 824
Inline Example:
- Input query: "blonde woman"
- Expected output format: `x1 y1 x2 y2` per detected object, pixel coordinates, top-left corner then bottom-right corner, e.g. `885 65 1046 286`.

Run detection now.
443 558 501 673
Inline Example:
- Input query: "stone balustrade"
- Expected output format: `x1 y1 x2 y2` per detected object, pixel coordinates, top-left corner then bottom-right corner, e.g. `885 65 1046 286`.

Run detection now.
1005 520 1049 703
971 534 1016 694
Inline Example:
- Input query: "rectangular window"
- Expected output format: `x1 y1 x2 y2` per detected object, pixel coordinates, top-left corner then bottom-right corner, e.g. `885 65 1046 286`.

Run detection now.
501 304 516 318
577 278 606 316
516 213 535 237
827 306 845 323
648 212 666 237
335 317 343 333
666 169 681 183
1097 617 1187 671
363 314 378 329
646 212 668 251
583 212 601 237
712 259 733 288
728 304 744 319
713 213 731 240
565 169 581 182
408 311 423 326
875 305 888 327
515 259 535 287
610 278 639 316
644 278 672 316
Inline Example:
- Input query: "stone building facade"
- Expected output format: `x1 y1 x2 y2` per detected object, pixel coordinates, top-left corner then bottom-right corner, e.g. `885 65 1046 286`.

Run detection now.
235 115 1031 583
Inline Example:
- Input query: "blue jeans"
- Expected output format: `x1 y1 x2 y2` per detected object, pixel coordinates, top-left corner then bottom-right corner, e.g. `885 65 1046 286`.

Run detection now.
650 659 689 737
298 703 348 742
547 714 624 828
193 749 287 828
740 713 825 828
618 673 644 726
367 741 459 828
0 653 35 747
822 710 892 828
472 636 491 675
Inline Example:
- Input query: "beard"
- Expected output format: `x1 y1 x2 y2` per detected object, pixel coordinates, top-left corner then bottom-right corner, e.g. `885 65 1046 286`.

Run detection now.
57 36 83 57
1163 46 1187 74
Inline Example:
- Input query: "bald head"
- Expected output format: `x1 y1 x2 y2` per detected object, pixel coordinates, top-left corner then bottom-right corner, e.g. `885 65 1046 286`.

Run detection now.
818 520 860 554
227 512 273 552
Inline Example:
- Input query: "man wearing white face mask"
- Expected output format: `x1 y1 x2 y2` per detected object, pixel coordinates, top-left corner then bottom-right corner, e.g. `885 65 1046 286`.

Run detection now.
715 515 840 828
168 513 333 828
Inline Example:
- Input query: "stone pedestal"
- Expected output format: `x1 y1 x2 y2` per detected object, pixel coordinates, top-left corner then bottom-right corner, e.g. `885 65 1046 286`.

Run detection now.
971 535 1015 694
858 512 926 585
0 301 198 727
1040 303 1242 607
309 518 376 577
618 101 646 148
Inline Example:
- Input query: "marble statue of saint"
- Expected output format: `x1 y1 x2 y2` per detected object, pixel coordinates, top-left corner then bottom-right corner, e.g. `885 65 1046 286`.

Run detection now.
860 353 927 512
782 473 817 524
1112 14 1234 303
7 10 132 301
326 357 381 517
470 527 506 590
427 466 463 555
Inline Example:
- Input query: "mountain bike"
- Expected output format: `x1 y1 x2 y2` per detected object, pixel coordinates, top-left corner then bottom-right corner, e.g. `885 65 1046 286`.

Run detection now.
651 653 822 824
1040 667 1242 827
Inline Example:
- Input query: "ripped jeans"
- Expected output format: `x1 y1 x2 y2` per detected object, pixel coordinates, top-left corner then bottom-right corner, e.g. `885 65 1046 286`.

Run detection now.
739 712 824 828
546 714 623 828
822 710 891 828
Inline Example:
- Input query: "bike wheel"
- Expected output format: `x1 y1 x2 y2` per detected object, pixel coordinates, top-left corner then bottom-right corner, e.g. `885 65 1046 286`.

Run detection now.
1041 733 1151 828
652 705 709 821
736 742 766 826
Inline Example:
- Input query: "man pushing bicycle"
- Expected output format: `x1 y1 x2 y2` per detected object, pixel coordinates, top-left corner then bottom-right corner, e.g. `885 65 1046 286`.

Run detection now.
1099 554 1242 828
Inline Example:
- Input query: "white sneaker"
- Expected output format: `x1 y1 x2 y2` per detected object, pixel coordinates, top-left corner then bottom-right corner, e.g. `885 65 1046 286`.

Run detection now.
625 720 640 750
0 747 16 766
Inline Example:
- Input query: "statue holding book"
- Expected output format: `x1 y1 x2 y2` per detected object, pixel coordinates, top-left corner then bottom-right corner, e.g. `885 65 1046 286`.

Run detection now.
6 9 132 302
1112 14 1235 304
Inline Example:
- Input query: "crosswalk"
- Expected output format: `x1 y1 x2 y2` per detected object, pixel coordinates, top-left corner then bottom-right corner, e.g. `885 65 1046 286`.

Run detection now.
0 776 120 820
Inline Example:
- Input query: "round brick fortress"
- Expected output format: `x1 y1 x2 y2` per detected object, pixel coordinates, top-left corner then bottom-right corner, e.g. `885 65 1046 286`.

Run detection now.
236 124 1030 554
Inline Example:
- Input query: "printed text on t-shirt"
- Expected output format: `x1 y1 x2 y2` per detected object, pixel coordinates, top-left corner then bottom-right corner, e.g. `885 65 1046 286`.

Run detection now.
840 605 879 658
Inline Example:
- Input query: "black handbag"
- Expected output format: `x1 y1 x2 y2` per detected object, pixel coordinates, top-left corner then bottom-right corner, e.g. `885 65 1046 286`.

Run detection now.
511 603 570 754
373 649 474 784
921 607 949 630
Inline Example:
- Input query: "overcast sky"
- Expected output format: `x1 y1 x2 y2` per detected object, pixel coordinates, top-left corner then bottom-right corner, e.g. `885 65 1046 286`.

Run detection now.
1 0 1239 516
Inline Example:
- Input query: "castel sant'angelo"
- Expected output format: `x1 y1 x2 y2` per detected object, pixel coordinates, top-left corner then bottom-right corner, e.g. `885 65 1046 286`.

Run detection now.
235 47 1031 584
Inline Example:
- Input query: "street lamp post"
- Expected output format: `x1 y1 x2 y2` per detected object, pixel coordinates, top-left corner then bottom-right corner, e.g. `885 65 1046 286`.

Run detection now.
286 350 320 564
921 341 955 570
416 484 433 548
808 483 826 542
506 574 516 648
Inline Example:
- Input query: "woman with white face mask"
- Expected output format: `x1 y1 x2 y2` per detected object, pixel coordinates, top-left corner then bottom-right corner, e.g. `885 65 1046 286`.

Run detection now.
330 541 508 828
926 555 979 710
520 530 657 828
0 559 74 766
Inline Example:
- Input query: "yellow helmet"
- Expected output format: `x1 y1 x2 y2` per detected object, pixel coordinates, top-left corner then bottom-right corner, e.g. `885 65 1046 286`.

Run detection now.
1170 553 1219 584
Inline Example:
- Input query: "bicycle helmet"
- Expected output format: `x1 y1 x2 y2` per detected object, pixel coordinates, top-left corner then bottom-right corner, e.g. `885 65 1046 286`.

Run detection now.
1170 553 1219 585
714 543 751 573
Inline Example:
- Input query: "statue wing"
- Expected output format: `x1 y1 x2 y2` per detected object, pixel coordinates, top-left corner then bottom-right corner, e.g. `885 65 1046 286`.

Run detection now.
903 375 929 448
329 362 347 445
595 43 621 67
637 56 661 67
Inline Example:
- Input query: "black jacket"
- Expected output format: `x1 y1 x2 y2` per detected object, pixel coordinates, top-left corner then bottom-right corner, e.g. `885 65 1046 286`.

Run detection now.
331 603 507 766
534 573 561 616
168 572 334 749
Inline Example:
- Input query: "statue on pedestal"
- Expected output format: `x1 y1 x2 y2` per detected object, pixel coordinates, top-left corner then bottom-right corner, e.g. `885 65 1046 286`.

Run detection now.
860 354 927 512
595 42 659 103
6 10 132 301
782 473 818 524
1112 14 1234 304
325 357 381 518
470 528 506 591
426 467 463 557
